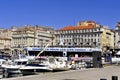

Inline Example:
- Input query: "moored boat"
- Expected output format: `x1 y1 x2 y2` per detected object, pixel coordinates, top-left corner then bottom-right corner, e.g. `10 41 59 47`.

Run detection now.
1 58 28 78
112 51 120 64
20 57 53 75
48 57 69 71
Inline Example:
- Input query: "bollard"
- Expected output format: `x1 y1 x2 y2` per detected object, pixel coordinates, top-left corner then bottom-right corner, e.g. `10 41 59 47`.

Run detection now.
112 76 118 80
100 78 107 80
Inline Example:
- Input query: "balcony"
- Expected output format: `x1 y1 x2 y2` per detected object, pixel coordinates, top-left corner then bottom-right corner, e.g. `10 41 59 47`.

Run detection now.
4 45 11 49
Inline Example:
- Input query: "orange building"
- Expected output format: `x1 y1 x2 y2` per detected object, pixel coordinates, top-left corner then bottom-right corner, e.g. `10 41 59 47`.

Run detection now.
55 20 114 52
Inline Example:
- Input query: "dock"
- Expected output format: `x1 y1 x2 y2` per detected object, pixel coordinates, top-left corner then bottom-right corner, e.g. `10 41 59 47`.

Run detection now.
1 65 120 80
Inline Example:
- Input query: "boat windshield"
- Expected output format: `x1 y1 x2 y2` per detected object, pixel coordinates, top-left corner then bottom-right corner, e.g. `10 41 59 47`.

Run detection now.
14 61 27 65
28 58 48 64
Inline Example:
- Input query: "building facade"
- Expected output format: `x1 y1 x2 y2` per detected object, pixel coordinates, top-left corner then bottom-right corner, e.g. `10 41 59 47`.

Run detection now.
55 21 114 52
115 22 120 49
0 29 12 54
0 21 115 54
10 25 55 56
11 25 55 49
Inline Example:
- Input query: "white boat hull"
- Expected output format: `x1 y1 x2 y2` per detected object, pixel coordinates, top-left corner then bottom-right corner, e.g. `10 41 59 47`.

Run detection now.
112 57 120 64
20 66 52 75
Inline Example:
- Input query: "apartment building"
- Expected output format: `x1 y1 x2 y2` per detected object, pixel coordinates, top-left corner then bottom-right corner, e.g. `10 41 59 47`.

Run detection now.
115 22 120 49
0 29 12 54
55 21 114 52
11 25 55 49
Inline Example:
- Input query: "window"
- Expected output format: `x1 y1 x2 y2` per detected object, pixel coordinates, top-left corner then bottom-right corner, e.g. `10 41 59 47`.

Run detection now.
79 35 81 37
90 29 92 32
71 30 73 33
95 28 97 31
66 30 68 33
98 38 100 42
94 39 96 42
74 30 77 33
83 30 85 33
88 35 90 37
98 34 100 37
91 39 93 42
80 30 81 33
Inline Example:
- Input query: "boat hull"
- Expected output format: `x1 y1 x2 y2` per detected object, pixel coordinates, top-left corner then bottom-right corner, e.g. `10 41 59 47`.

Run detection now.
20 66 52 75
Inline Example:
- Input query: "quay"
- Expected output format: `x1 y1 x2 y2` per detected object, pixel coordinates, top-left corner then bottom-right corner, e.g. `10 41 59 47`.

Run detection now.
1 66 120 80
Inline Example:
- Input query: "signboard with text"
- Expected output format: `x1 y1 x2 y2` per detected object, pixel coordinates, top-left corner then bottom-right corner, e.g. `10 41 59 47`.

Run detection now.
25 47 102 52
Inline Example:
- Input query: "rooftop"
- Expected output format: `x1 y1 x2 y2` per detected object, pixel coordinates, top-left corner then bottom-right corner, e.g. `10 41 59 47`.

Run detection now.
59 25 94 31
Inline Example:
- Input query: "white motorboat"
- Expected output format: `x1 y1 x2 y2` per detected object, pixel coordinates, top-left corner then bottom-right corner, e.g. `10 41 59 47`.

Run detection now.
2 61 22 78
1 58 28 78
112 51 120 64
20 57 53 75
19 40 55 75
48 57 69 71
0 58 6 78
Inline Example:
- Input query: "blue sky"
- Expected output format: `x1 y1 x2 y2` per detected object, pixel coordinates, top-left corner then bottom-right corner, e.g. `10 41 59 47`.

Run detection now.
0 0 120 30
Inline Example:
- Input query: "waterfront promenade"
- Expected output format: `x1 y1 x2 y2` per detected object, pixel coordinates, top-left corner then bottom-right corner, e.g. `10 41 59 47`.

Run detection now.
2 66 120 80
